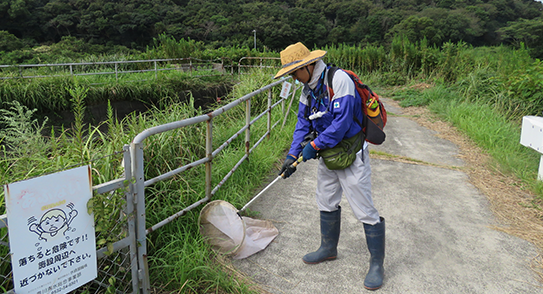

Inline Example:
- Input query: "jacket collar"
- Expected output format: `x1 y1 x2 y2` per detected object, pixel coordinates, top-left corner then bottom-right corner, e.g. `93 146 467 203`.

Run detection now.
307 60 326 90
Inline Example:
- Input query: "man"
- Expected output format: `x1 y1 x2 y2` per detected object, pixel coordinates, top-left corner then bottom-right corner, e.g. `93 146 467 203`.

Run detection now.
275 42 386 290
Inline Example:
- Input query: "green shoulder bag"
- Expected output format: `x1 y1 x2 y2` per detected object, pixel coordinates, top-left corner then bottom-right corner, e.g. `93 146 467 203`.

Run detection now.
318 131 364 170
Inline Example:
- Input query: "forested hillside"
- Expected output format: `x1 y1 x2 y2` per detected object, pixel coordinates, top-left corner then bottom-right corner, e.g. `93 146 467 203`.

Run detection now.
1 0 542 58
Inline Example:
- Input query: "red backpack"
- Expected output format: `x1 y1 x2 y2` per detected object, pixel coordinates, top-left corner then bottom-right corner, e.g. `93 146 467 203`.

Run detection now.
327 65 387 145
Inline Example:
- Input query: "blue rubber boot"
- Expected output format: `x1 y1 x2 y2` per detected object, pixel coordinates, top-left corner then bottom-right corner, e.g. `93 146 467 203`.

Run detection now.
363 217 385 290
302 207 341 264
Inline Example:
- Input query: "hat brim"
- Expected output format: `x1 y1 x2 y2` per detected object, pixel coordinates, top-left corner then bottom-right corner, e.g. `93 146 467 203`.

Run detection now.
274 50 327 79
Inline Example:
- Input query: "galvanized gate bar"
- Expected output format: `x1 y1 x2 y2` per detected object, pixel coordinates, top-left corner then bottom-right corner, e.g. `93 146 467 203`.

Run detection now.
130 77 290 294
267 89 272 139
245 98 251 155
122 144 140 294
210 153 249 196
144 157 210 187
212 125 249 157
93 178 127 194
130 140 150 293
131 79 286 145
96 237 133 259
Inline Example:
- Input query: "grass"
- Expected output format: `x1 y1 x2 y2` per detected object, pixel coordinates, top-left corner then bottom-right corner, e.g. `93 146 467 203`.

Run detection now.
2 40 543 291
0 66 297 292
433 99 543 195
387 75 543 202
0 68 233 118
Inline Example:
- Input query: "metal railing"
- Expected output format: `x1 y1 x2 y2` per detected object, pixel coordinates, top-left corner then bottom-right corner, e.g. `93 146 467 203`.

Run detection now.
0 76 298 293
238 57 281 74
0 57 233 81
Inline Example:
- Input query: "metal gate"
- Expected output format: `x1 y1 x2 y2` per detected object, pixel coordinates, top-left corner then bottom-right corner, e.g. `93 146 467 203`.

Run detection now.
0 76 298 293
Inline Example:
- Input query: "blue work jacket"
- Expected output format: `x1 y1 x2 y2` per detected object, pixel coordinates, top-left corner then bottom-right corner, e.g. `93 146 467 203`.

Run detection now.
288 65 364 158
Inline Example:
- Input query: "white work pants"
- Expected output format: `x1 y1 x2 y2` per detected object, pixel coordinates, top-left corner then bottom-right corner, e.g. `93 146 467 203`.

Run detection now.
315 147 380 225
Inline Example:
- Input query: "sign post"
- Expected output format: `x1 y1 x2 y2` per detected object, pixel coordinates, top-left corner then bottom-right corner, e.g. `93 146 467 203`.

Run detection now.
4 165 97 294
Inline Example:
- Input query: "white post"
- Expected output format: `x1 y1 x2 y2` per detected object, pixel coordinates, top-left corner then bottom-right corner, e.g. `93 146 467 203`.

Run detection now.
539 154 543 181
520 116 543 181
252 30 256 50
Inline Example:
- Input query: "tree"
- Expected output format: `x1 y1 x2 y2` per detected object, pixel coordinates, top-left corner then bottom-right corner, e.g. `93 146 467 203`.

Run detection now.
0 30 25 51
498 17 543 58
288 7 329 48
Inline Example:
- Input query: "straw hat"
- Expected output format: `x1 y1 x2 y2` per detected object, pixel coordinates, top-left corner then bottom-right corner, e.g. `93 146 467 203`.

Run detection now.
274 42 327 79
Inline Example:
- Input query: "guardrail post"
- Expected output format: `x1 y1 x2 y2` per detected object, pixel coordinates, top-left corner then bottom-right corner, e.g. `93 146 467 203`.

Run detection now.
70 64 73 77
130 141 150 294
154 61 158 80
122 144 140 293
205 119 213 199
245 98 251 156
115 62 119 82
282 82 297 129
267 89 272 139
281 91 285 115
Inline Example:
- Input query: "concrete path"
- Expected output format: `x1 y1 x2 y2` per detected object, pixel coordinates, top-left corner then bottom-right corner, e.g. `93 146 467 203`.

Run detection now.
232 98 542 294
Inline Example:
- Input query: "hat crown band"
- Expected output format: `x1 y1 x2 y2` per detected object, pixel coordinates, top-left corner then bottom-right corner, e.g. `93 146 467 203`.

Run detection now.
281 59 303 68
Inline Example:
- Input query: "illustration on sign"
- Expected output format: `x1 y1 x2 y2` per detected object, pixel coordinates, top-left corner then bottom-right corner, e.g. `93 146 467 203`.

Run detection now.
29 203 78 242
4 165 97 294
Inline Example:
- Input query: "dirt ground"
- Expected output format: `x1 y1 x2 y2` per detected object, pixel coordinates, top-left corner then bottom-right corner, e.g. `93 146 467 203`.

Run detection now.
384 92 543 281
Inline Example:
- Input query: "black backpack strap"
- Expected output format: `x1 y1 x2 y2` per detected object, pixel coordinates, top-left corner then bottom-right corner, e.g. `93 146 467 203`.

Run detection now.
327 64 339 92
303 84 312 120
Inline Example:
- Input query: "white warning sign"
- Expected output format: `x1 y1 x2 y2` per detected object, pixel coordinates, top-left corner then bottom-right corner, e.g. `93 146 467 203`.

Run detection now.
280 81 292 99
4 165 97 294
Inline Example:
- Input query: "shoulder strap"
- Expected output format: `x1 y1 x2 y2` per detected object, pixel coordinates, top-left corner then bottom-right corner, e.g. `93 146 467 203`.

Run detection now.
327 64 339 96
303 84 312 120
326 64 363 128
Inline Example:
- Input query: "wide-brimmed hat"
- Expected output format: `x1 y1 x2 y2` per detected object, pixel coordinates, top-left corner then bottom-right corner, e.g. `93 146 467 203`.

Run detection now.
274 42 327 79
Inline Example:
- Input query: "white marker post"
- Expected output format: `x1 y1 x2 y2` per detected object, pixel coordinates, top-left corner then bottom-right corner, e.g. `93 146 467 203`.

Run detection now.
520 116 543 181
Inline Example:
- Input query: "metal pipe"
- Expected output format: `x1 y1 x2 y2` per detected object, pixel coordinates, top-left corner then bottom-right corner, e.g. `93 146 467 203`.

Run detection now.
283 82 298 129
205 119 213 200
210 154 249 196
128 76 288 293
267 88 272 139
245 98 251 155
144 157 209 187
0 57 230 81
132 78 287 145
130 141 150 293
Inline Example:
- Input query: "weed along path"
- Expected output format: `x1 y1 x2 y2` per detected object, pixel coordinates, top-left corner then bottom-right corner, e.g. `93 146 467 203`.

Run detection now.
231 98 543 293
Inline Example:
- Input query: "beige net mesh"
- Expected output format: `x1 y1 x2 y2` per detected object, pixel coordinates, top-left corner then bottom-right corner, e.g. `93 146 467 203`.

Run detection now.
199 200 278 259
